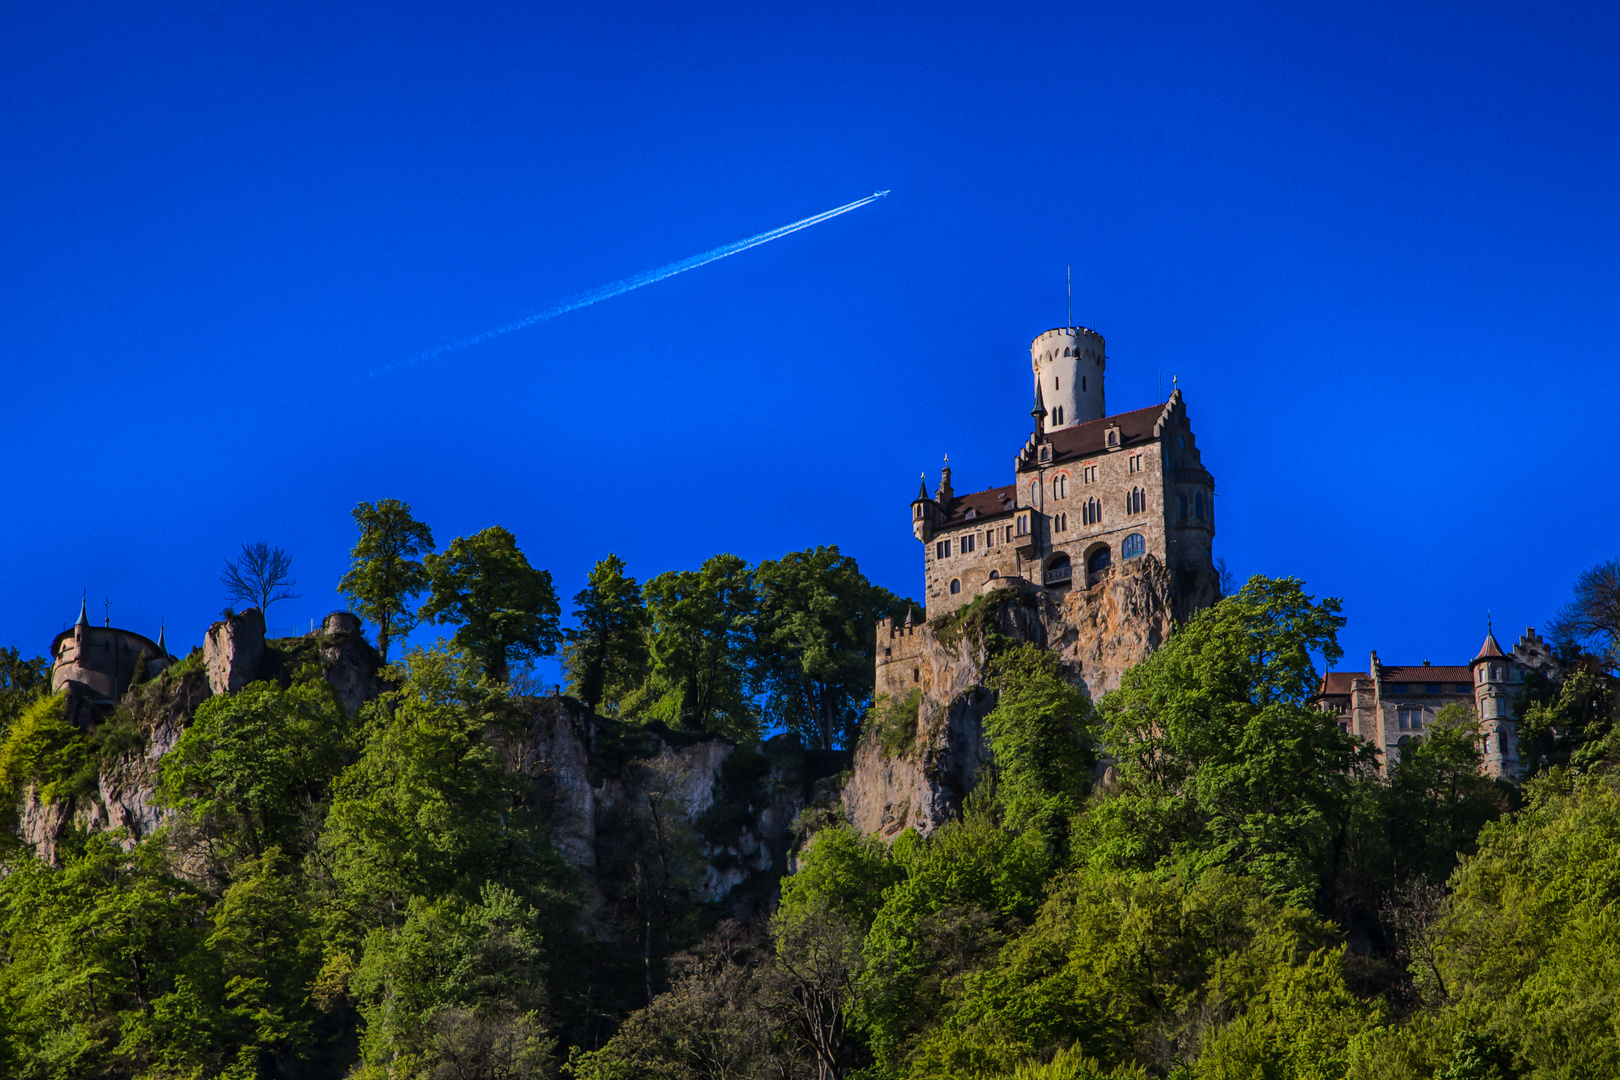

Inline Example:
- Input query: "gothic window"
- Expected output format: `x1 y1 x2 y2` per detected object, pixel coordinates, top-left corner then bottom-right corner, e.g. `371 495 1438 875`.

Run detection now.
1030 481 1039 504
949 579 961 594
1107 429 1118 446
1122 533 1145 559
1125 487 1145 514
1054 405 1064 424
1054 474 1068 498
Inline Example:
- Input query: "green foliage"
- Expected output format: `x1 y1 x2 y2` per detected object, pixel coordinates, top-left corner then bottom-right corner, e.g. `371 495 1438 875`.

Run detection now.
423 525 561 683
338 498 436 663
320 646 555 928
983 645 1095 838
1516 661 1619 775
561 554 649 715
353 883 554 1078
637 554 757 738
1426 767 1620 1078
869 688 922 759
1081 576 1369 907
158 677 355 866
0 647 52 739
753 545 912 749
0 693 91 805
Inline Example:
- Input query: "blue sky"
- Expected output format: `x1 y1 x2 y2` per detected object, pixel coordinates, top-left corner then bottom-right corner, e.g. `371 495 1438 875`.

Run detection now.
2 0 1616 679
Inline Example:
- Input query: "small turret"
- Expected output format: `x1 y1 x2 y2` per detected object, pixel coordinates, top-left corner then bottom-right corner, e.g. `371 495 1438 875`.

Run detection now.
1030 326 1106 430
1471 626 1519 781
911 474 939 543
936 456 953 504
1032 383 1048 436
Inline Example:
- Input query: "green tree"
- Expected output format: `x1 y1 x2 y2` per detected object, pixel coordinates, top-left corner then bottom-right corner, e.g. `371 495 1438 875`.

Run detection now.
1382 704 1509 888
562 554 649 714
319 646 557 930
352 883 555 1079
1516 661 1619 776
338 498 436 662
753 545 913 749
422 526 561 683
157 676 356 868
639 554 757 738
1080 576 1370 908
0 647 51 738
982 645 1096 839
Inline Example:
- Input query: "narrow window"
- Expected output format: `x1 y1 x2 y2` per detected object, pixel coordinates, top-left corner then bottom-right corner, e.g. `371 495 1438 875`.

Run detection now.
936 540 950 559
1082 376 1087 391
1055 376 1060 388
1179 494 1188 520
986 530 994 547
1107 430 1118 447
1195 492 1205 520
949 579 961 594
913 667 920 683
962 534 975 553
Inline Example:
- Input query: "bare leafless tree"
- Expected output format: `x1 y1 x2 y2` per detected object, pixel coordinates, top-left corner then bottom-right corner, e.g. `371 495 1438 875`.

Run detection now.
1549 558 1620 668
222 541 300 619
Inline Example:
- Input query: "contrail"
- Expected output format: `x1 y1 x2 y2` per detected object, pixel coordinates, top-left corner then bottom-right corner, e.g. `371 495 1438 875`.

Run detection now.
369 190 890 377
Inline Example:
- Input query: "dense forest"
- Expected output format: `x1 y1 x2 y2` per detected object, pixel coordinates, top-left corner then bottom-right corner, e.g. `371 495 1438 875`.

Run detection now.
0 499 1616 1080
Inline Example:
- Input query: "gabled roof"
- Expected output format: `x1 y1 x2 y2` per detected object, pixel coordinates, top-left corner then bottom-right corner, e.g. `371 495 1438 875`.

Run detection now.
1023 399 1171 470
940 484 1018 526
1319 672 1364 695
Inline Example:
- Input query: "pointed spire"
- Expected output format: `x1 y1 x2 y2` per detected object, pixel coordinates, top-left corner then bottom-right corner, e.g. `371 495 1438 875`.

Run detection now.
915 473 930 502
157 623 167 653
1473 631 1507 662
904 604 916 628
75 596 90 628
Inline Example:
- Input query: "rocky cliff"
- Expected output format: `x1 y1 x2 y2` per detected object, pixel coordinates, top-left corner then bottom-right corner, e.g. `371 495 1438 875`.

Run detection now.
13 609 838 921
843 556 1214 840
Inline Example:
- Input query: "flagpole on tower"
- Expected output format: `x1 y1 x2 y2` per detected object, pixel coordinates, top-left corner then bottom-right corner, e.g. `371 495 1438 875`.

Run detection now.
1067 265 1072 326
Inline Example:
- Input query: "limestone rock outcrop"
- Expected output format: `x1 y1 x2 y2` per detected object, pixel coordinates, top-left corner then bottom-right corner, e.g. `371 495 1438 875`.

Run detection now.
204 608 266 696
844 556 1214 840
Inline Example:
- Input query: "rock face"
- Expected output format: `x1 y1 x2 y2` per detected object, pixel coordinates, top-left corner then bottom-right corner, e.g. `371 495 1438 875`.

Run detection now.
845 556 1213 840
516 695 828 918
20 612 383 864
205 608 267 696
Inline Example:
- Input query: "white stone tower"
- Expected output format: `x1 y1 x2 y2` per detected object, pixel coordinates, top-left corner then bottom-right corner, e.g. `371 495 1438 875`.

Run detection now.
1030 326 1106 431
1471 629 1520 781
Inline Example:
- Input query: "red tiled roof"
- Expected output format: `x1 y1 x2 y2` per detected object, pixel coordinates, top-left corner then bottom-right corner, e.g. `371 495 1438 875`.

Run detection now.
1473 632 1507 662
1039 402 1169 466
1319 672 1365 695
941 484 1017 525
1380 666 1474 683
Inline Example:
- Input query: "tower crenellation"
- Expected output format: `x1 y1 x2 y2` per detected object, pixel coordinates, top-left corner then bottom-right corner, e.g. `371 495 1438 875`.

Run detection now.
1030 326 1107 430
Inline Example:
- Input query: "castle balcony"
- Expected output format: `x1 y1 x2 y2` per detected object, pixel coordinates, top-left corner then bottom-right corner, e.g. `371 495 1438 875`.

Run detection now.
1044 562 1072 586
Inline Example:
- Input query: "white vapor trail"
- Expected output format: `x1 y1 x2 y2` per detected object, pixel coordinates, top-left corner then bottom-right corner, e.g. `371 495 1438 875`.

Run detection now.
370 190 890 377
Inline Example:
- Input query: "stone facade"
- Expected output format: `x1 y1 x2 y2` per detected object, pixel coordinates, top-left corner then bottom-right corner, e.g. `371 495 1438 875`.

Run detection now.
911 326 1217 620
50 599 172 725
1317 627 1555 782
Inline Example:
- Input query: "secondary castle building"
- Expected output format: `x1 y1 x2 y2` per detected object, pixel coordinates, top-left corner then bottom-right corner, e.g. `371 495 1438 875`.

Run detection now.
908 325 1217 617
51 598 172 725
1317 626 1555 782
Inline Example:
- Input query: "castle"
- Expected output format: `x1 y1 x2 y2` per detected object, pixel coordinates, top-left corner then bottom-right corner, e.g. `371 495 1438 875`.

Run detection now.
860 322 1541 811
906 325 1218 618
50 598 173 725
1317 626 1553 782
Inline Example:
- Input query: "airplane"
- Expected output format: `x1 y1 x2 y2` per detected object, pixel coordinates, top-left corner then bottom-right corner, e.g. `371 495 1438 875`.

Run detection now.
873 189 892 197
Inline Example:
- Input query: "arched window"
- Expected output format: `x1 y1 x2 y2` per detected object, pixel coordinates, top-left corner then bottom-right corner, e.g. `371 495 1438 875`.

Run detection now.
1122 533 1145 559
989 570 999 579
949 579 961 594
1030 481 1039 504
1498 731 1509 755
1107 430 1118 447
1045 554 1071 586
1195 492 1205 520
1054 473 1068 498
1087 547 1111 579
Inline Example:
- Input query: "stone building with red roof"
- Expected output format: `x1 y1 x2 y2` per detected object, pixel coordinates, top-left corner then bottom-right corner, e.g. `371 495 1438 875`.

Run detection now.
1317 626 1556 781
905 325 1218 619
